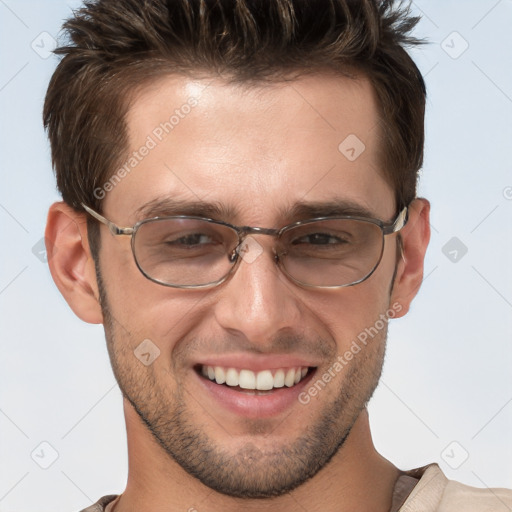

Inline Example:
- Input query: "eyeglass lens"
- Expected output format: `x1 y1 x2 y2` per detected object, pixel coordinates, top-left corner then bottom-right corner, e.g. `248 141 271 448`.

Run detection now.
133 217 384 287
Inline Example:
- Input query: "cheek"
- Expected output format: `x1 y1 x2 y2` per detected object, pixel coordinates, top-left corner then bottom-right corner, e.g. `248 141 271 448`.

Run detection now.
98 236 196 329
98 254 217 368
304 253 395 353
98 236 139 297
97 232 398 362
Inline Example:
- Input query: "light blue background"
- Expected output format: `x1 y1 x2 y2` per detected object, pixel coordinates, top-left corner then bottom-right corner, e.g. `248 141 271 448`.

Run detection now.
1 1 511 510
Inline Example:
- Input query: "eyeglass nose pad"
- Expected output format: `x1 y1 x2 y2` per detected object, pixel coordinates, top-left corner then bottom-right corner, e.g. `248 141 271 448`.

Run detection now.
273 245 287 265
228 246 239 263
229 236 249 262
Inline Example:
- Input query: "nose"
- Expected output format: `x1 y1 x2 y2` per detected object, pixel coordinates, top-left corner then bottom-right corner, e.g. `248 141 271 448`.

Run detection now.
213 235 303 347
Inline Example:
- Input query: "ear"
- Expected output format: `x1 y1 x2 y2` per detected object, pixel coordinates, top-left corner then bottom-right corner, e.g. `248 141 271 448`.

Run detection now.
390 198 431 318
45 202 103 324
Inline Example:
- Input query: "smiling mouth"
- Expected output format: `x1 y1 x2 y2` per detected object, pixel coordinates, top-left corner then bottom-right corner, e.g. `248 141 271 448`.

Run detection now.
196 364 316 394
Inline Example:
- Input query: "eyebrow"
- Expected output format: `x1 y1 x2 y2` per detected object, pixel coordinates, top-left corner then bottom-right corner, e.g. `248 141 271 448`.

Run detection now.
282 200 382 222
134 197 239 221
134 197 384 225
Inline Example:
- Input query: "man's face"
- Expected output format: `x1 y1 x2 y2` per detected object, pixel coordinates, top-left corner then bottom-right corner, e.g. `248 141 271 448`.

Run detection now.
97 73 400 497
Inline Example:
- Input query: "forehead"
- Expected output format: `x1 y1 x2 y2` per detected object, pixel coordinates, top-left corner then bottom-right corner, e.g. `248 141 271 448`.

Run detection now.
106 72 395 224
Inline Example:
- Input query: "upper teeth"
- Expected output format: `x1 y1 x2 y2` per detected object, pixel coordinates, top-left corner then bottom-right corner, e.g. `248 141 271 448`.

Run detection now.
201 365 309 390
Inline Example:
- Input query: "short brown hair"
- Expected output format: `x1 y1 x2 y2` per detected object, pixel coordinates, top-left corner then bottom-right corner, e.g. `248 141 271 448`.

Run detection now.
44 0 425 231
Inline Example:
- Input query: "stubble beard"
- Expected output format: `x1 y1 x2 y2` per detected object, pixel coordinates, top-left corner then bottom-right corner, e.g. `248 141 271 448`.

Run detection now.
96 271 388 499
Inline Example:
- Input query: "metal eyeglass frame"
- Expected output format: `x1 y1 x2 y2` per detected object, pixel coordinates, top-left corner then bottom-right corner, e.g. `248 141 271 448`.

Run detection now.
81 203 408 290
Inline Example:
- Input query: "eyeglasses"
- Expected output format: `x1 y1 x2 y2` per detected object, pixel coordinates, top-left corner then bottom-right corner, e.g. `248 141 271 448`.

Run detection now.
82 203 408 289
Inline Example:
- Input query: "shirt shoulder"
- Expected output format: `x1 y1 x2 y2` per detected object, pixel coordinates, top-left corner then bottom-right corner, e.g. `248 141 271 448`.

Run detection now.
440 479 512 512
399 464 512 512
78 495 119 512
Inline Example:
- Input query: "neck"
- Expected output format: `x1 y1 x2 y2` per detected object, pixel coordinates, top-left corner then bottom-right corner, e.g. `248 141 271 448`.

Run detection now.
115 401 398 512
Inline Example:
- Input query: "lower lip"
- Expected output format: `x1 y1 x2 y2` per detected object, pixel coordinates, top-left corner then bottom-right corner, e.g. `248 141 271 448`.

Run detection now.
196 370 316 419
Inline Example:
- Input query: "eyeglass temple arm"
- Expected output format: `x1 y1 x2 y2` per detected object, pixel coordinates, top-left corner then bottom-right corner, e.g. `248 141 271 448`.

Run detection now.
385 206 408 234
81 203 134 236
81 202 408 237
